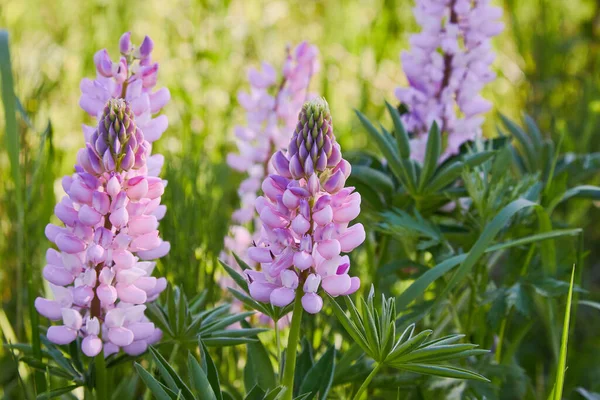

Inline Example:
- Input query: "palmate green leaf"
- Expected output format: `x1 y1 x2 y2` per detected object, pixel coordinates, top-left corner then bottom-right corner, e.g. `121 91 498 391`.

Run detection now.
201 337 258 347
351 165 395 197
500 113 537 171
385 101 411 159
199 311 255 335
229 287 272 316
395 228 581 313
425 161 464 193
244 385 267 400
434 199 537 309
524 113 544 150
188 352 217 400
149 347 195 400
146 303 175 337
36 385 81 400
39 335 82 380
355 110 410 190
328 295 371 353
392 343 478 363
135 362 178 400
298 346 336 400
418 122 441 192
243 320 276 392
200 341 223 400
20 356 76 380
386 330 432 362
387 363 489 382
219 260 250 293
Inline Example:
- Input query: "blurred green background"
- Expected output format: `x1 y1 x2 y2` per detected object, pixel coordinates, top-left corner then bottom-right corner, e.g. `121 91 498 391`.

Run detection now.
1 0 600 395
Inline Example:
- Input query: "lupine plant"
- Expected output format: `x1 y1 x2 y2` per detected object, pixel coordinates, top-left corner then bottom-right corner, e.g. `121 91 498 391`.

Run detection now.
2 0 600 399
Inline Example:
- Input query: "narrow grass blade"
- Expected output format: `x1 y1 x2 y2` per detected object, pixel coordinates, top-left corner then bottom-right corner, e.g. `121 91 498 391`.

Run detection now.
553 266 576 400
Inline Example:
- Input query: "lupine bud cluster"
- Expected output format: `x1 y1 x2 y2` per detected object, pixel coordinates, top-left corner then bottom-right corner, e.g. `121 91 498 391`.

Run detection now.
80 32 170 145
395 0 504 161
246 98 365 314
222 42 319 270
36 34 169 358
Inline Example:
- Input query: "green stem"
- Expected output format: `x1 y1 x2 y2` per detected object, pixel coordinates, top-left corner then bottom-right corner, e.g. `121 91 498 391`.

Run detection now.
495 315 508 364
281 289 304 400
352 362 381 400
275 321 281 385
95 351 108 400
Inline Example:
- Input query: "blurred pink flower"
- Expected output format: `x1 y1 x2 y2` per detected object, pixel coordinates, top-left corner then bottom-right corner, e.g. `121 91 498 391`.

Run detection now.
396 0 504 161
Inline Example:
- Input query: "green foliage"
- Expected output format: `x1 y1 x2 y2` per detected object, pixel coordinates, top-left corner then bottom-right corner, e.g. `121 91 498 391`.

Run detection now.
328 288 488 384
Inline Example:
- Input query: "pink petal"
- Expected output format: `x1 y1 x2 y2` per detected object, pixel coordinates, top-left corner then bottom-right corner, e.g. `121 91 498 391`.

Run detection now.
302 293 323 314
321 274 352 297
108 327 135 347
82 335 103 357
270 287 295 307
47 326 78 345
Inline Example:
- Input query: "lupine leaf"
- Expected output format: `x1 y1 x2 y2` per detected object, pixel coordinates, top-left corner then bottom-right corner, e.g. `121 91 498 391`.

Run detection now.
418 122 441 191
355 110 406 187
228 288 272 316
392 344 478 363
39 336 81 379
327 295 371 353
188 352 217 400
298 346 336 400
220 260 250 293
201 337 258 346
389 363 489 382
200 341 223 400
426 161 464 193
500 114 536 171
385 100 411 159
351 165 395 197
386 330 432 362
36 385 81 400
244 385 266 400
231 253 251 272
134 362 178 400
149 347 195 400
244 327 276 391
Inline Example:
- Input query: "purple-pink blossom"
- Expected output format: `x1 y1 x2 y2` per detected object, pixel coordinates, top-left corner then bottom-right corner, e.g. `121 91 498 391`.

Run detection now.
222 42 319 271
246 98 365 314
395 0 504 161
36 33 169 358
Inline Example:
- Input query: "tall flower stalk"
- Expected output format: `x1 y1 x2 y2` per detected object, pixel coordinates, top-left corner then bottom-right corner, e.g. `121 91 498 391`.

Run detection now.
246 98 366 397
35 33 170 397
222 42 319 274
396 0 504 161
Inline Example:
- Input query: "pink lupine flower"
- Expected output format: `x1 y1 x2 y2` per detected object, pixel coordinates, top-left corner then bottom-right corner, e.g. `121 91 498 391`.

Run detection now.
396 0 504 161
221 42 319 276
246 98 365 314
37 36 169 357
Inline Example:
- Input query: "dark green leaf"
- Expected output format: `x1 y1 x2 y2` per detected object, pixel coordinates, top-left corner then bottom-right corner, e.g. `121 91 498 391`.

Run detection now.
298 346 336 400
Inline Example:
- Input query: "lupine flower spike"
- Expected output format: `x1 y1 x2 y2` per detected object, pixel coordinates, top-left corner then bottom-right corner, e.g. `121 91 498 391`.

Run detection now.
246 98 365 314
396 0 504 161
36 33 169 358
222 42 319 271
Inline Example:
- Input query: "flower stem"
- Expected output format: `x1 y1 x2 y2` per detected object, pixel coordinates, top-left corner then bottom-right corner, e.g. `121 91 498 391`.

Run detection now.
281 289 304 400
352 362 381 400
95 350 108 400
